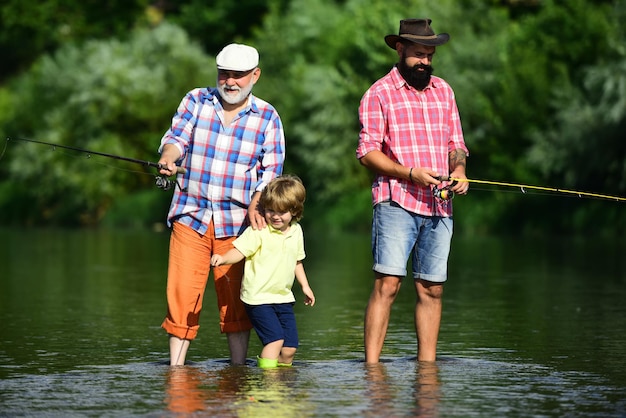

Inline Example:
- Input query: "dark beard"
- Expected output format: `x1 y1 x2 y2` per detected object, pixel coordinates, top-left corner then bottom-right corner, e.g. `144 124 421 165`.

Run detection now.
398 60 433 91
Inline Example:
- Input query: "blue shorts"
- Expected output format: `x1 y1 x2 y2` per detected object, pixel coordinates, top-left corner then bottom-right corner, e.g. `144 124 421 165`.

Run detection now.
372 201 453 283
244 303 299 348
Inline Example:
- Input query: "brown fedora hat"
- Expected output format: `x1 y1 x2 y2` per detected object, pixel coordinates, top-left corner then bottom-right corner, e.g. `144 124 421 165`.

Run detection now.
385 18 450 48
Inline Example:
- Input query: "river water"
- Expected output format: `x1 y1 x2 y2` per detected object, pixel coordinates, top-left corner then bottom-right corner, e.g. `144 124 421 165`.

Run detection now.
0 227 624 417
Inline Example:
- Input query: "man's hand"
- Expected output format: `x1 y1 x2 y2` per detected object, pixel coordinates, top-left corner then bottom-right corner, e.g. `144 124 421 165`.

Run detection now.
410 167 442 187
247 192 266 230
448 170 469 195
158 144 182 177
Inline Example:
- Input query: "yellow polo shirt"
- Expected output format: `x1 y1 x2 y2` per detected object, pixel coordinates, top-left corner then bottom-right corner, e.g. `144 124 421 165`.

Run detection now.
233 223 305 305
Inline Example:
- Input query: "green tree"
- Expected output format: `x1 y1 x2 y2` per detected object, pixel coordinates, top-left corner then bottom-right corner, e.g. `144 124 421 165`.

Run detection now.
160 0 289 54
526 46 626 234
480 0 621 234
254 0 472 228
0 23 213 226
0 0 150 82
1 0 623 234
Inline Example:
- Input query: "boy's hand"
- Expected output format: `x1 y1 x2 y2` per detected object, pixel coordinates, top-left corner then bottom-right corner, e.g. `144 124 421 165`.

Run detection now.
303 287 316 307
210 255 223 266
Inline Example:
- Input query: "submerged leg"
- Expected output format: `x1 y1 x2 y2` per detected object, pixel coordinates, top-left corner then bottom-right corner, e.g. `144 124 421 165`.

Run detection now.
169 335 191 366
227 330 250 365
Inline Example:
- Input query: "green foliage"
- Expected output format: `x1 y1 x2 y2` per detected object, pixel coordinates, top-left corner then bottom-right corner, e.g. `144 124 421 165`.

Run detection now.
163 0 289 54
1 23 213 226
0 0 624 235
444 0 623 234
254 0 465 226
518 1 626 233
0 0 150 82
524 49 626 233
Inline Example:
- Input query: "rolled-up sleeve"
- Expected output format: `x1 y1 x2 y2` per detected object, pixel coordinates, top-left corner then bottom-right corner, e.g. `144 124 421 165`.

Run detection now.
357 89 386 160
159 89 205 159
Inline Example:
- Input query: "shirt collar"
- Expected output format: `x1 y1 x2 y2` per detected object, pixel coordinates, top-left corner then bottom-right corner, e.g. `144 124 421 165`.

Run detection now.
267 223 297 237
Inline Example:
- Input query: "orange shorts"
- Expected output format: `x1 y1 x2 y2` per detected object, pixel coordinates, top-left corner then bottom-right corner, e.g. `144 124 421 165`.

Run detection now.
161 221 252 339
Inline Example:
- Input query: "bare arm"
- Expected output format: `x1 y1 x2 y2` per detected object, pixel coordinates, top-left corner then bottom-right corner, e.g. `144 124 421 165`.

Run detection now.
211 248 245 267
359 150 441 187
295 261 315 306
448 149 469 195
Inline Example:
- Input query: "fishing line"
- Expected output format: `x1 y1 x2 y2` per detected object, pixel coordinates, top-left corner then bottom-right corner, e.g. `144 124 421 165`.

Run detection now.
468 186 603 199
4 137 187 191
0 137 8 162
31 145 152 176
7 137 185 172
436 176 626 202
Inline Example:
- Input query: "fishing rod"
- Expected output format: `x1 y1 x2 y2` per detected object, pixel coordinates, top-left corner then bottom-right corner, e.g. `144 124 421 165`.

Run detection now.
435 175 626 202
6 137 186 191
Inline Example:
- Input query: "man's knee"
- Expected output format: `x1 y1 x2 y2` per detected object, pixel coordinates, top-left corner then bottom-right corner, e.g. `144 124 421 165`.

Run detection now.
417 280 444 299
374 274 402 298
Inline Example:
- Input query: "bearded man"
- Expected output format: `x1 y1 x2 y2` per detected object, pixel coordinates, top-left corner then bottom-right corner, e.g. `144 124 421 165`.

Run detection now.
356 19 469 363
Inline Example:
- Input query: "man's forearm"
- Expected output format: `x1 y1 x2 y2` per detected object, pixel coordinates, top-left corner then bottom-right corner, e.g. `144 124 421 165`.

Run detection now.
449 149 467 173
160 144 182 163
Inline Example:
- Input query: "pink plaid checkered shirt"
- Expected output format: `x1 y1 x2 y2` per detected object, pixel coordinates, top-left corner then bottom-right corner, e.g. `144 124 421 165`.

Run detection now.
356 66 468 217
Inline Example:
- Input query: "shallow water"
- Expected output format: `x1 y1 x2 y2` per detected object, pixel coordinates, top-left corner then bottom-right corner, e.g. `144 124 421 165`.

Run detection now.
0 227 625 416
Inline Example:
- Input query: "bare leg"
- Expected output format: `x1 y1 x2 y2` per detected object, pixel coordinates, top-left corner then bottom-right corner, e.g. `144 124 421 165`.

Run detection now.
169 335 191 366
279 347 297 365
227 330 250 365
414 280 443 361
259 339 284 360
364 275 402 363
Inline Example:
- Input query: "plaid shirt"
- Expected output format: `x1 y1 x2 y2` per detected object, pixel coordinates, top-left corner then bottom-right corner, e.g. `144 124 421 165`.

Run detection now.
160 87 285 238
356 66 468 217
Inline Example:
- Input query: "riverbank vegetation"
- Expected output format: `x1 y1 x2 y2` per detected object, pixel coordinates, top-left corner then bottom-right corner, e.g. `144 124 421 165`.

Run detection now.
0 0 624 236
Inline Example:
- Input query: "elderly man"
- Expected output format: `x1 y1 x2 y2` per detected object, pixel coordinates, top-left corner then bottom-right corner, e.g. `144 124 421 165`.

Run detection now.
158 43 285 366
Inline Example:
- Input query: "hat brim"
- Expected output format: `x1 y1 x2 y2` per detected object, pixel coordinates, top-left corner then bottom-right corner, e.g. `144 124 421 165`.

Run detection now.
216 65 257 72
384 33 450 48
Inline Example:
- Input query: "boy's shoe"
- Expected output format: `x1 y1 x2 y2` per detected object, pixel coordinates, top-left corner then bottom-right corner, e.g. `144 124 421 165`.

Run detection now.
256 356 278 369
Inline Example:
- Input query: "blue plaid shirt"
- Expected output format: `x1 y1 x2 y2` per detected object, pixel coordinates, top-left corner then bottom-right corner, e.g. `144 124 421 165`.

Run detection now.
159 87 285 238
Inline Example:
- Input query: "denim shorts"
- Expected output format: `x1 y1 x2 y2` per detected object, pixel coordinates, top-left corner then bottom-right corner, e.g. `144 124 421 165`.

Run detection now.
372 201 453 282
244 303 299 348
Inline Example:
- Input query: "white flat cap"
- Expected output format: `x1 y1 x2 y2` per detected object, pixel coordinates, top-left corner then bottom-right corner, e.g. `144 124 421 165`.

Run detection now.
216 43 259 71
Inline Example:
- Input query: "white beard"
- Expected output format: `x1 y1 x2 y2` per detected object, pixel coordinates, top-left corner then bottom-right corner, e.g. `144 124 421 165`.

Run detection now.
217 81 254 105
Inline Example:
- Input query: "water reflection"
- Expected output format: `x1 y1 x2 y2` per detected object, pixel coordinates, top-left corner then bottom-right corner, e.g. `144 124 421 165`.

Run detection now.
412 362 441 417
1 228 625 417
164 362 313 416
237 367 312 417
364 363 393 415
0 357 623 416
165 366 212 414
364 361 441 417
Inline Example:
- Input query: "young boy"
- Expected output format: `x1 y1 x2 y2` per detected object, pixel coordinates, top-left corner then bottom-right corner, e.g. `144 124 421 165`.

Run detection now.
211 175 315 368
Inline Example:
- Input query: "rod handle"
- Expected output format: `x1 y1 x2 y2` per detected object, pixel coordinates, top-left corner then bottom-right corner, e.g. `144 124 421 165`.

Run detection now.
157 164 187 175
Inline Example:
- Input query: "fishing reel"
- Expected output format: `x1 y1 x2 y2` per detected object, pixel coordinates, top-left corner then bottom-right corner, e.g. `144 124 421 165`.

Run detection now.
432 179 457 201
433 186 454 201
155 175 186 192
